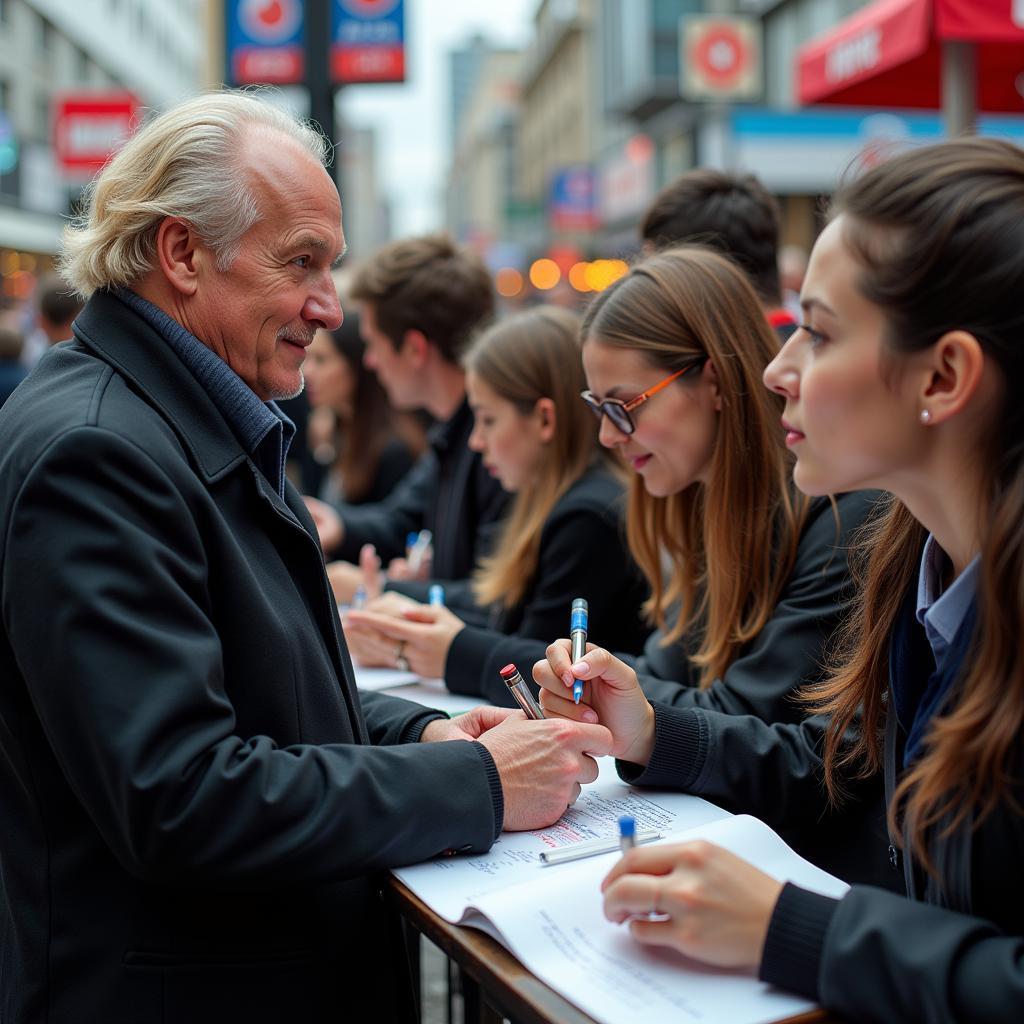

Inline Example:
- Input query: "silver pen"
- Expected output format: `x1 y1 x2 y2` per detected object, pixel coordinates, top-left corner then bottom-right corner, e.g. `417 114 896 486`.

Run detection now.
570 597 588 704
539 828 661 866
499 663 545 720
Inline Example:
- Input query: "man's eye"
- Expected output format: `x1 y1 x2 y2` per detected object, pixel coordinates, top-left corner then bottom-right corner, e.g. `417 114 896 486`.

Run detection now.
293 256 311 269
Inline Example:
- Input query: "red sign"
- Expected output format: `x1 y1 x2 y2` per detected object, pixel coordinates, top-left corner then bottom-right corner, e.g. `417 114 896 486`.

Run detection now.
52 92 140 174
798 0 1024 110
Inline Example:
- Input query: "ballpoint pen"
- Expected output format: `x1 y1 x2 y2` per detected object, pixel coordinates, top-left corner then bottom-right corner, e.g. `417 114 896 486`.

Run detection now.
570 597 588 704
428 584 445 606
499 663 545 720
539 825 661 865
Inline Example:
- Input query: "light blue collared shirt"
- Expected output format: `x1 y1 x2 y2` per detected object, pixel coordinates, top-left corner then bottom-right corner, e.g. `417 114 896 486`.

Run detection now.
915 534 980 669
114 289 295 498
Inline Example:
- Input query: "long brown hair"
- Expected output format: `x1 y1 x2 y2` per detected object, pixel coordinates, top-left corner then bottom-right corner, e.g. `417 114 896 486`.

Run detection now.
806 137 1024 870
467 306 604 609
581 247 807 686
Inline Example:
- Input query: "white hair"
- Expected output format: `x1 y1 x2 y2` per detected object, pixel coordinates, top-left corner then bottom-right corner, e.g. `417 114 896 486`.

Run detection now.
59 90 330 298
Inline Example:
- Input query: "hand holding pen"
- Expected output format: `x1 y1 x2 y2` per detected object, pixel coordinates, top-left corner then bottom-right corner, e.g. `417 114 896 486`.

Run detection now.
532 641 657 767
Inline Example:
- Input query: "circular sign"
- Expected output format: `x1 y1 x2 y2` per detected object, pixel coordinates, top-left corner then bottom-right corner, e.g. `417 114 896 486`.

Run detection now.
340 0 400 16
691 23 751 88
240 0 301 43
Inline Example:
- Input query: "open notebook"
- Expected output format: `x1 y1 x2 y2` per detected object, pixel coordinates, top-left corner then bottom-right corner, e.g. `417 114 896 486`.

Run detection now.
393 776 848 1024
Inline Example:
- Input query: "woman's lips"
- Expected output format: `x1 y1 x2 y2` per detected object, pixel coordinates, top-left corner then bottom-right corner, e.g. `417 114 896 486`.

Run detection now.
629 453 652 470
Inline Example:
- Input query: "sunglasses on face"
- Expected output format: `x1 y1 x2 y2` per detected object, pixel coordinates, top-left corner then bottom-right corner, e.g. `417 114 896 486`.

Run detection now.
579 356 708 436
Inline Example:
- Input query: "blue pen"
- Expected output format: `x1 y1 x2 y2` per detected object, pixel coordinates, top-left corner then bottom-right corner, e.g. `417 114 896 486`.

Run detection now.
352 584 368 610
428 584 445 606
618 814 636 855
569 597 588 704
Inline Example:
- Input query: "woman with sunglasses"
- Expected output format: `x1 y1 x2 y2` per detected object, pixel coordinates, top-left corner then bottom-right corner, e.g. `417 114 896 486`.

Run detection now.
342 305 649 686
538 138 1024 1022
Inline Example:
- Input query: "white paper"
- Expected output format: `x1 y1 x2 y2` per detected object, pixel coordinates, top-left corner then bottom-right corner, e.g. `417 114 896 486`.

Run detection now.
396 807 849 1024
394 775 730 922
353 665 419 691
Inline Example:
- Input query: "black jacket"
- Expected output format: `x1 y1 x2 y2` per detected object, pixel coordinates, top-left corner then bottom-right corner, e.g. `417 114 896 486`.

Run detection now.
0 292 502 1023
330 398 509 580
633 491 879 721
626 588 1024 1022
443 465 649 704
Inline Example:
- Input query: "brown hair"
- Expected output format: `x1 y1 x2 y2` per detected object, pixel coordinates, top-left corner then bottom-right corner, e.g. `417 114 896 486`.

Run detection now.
806 137 1024 871
320 312 426 502
582 246 807 686
466 306 604 609
349 233 495 365
640 169 783 306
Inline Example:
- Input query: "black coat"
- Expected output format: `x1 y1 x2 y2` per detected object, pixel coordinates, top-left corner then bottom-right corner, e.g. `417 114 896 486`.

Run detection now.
632 491 880 722
627 591 1024 1022
443 465 650 704
331 397 509 579
0 292 501 1023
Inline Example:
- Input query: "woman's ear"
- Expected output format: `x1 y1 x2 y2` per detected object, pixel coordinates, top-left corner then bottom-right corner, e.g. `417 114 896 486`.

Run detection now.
703 359 722 412
918 330 985 426
535 397 557 443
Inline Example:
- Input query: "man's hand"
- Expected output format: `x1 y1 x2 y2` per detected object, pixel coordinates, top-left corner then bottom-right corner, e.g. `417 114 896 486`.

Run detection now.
420 706 522 743
303 495 344 554
478 716 614 831
534 641 656 766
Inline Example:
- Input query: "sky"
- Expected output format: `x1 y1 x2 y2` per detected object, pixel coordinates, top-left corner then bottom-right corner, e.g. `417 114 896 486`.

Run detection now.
339 0 538 236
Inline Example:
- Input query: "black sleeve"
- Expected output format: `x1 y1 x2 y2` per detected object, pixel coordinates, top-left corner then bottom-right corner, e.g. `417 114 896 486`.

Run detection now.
360 438 417 505
3 428 501 886
618 703 839 829
331 447 437 562
637 491 880 722
443 504 647 703
761 882 1024 1024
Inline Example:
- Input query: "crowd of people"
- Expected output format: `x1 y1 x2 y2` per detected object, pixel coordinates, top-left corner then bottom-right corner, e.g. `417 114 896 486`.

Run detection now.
0 88 1021 1023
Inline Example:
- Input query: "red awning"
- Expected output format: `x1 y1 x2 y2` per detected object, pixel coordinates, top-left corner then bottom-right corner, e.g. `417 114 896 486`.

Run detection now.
797 0 1024 112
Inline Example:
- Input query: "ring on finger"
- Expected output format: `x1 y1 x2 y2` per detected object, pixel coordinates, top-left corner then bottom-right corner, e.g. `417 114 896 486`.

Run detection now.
395 640 410 673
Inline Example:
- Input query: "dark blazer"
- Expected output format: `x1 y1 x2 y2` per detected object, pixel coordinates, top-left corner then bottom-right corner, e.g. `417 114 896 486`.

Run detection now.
331 398 509 579
633 490 880 721
625 589 1024 1022
0 292 501 1023
443 465 650 704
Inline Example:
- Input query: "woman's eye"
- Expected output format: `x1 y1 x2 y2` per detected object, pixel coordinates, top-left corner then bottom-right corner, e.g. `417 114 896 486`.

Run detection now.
799 323 827 346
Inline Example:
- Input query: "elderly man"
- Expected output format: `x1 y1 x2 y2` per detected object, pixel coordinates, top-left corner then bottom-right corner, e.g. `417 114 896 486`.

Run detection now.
0 92 611 1022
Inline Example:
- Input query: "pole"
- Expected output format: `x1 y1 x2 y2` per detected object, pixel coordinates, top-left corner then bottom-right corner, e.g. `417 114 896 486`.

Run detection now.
306 0 337 181
942 40 977 137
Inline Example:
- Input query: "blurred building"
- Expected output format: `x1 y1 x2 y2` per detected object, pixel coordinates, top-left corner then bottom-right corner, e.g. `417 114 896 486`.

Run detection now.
516 0 601 260
446 40 522 269
0 0 204 300
337 123 391 264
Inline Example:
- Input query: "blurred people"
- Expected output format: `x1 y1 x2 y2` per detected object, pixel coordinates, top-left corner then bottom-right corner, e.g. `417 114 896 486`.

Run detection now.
533 246 887 885
304 310 426 506
21 273 84 368
0 91 611 1022
0 325 27 408
640 169 798 338
778 242 808 321
343 306 649 696
542 137 1024 1023
307 233 509 604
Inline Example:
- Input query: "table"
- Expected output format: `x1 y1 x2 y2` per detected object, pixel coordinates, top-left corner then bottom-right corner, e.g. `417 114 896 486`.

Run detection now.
386 877 835 1024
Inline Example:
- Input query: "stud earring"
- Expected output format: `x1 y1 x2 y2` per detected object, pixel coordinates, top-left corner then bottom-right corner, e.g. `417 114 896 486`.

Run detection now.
920 409 931 424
